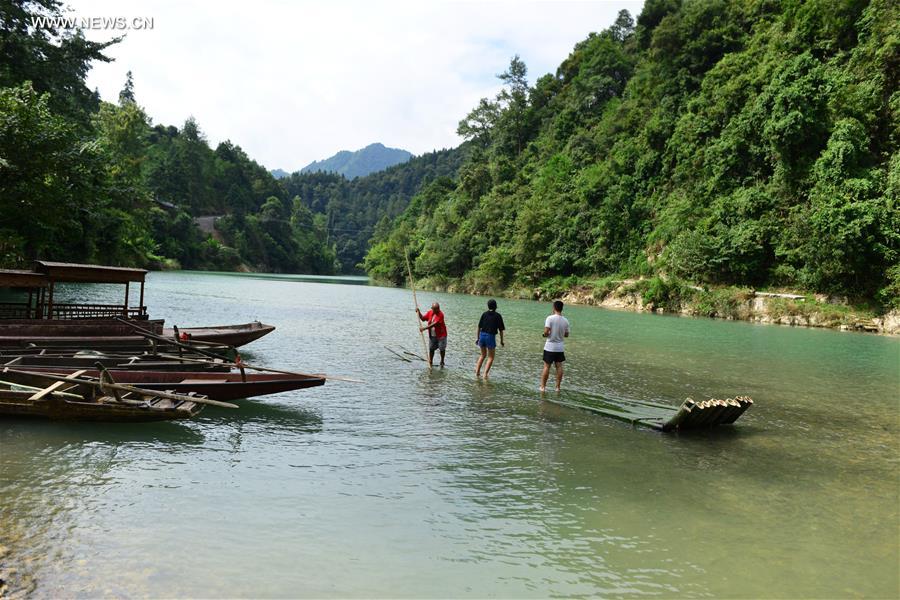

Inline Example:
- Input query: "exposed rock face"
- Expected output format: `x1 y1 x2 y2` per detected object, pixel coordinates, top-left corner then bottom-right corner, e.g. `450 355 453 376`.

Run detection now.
872 310 900 335
554 283 896 335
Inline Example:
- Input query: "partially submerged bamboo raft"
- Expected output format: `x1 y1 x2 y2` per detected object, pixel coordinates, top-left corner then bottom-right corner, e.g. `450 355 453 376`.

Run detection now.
545 391 753 432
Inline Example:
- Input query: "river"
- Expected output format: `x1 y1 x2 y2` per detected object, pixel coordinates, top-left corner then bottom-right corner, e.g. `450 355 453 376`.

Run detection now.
1 271 898 598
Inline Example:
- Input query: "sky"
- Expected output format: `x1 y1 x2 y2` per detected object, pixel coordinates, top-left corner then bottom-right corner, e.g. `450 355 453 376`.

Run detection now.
66 0 644 171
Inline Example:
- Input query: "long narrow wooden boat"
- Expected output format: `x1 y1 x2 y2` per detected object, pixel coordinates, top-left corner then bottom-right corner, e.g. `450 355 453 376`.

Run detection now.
2 354 232 372
0 389 204 422
0 338 239 361
2 367 326 401
0 321 274 349
162 321 276 347
0 339 232 356
0 370 207 422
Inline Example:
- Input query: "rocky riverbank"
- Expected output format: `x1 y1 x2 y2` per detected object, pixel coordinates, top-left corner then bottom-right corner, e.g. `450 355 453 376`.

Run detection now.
414 275 899 336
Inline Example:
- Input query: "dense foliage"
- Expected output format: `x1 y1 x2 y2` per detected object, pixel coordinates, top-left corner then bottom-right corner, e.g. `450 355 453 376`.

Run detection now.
365 0 899 307
0 0 336 273
3 0 897 306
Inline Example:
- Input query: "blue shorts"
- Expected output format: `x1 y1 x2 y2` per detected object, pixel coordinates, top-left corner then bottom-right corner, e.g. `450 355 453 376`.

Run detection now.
478 332 497 349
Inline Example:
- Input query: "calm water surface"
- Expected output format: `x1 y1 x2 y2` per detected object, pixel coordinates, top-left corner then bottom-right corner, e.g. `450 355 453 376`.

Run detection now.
1 271 898 598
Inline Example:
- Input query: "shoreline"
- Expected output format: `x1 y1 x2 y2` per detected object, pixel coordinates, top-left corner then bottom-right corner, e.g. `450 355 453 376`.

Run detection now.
155 267 899 336
408 276 900 336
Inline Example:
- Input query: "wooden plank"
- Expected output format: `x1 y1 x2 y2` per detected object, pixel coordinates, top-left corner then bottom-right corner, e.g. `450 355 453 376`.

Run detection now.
28 369 87 400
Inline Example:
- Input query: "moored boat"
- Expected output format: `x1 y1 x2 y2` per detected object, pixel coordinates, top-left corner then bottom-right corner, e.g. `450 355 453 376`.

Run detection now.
0 369 223 422
162 321 276 347
0 262 276 348
1 353 232 372
0 367 325 401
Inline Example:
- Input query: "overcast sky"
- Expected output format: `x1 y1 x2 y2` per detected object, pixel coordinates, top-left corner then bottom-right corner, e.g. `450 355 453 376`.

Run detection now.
67 0 644 171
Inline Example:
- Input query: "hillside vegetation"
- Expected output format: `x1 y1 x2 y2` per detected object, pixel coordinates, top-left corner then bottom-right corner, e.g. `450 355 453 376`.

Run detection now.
0 1 454 274
365 0 899 309
280 146 467 269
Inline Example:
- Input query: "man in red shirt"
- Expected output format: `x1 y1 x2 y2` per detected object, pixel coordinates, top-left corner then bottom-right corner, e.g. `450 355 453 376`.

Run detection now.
417 302 448 367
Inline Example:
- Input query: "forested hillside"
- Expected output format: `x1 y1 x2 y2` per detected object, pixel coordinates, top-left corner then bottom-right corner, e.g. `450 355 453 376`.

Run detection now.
300 142 413 179
3 0 896 304
365 0 899 308
0 2 353 274
280 145 467 269
0 0 465 275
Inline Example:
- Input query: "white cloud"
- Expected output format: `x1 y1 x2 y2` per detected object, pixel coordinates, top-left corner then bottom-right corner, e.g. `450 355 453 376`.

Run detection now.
67 0 644 170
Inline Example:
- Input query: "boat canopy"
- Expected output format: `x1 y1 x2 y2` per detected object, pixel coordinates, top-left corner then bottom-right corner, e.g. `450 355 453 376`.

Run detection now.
34 261 147 284
0 269 49 289
0 262 149 320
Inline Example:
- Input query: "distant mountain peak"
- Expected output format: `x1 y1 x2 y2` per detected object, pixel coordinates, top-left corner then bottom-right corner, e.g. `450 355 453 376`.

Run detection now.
299 143 412 179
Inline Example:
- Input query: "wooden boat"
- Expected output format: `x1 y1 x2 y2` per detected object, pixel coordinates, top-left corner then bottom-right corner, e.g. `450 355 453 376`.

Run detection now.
1 353 232 372
0 338 236 358
1 367 326 401
0 369 227 422
0 322 274 349
0 263 275 348
162 321 276 347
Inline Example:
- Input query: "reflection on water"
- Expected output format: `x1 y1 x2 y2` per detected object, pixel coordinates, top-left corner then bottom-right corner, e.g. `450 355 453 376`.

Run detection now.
0 271 897 597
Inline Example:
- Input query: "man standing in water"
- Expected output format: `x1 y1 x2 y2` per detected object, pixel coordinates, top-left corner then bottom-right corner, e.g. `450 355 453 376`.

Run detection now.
475 298 505 379
417 302 448 367
540 300 569 392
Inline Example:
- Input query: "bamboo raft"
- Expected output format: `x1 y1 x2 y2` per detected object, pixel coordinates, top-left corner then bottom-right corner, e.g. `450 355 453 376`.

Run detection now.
543 390 753 432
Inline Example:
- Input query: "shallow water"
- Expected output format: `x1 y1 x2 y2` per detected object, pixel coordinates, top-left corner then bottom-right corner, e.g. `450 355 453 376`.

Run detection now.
1 271 898 598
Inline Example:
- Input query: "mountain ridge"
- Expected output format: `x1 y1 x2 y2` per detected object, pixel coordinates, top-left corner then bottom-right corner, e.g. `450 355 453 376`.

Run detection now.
298 142 412 179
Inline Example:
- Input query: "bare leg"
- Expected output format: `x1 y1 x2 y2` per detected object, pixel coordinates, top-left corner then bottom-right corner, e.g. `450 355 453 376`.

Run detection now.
484 348 496 378
540 362 551 392
476 346 486 377
439 348 446 367
555 362 564 391
428 348 435 367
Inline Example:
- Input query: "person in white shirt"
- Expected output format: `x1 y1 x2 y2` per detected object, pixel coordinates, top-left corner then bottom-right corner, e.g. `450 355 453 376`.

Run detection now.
541 300 570 392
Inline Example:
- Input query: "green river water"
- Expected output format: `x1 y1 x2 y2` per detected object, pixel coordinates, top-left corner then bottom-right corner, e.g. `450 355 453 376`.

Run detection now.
1 271 898 598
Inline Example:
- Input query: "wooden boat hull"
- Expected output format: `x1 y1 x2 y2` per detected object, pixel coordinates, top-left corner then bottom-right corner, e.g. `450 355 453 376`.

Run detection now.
2 355 231 372
163 321 275 347
0 391 202 422
5 368 325 401
0 322 273 349
0 318 163 337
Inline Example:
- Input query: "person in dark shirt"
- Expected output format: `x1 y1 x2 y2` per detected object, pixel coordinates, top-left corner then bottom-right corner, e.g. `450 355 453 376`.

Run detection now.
475 299 505 378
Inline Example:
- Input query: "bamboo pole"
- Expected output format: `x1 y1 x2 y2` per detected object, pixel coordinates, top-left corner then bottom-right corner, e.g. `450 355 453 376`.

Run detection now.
385 346 413 362
660 399 693 431
722 396 753 424
405 250 431 371
2 368 239 409
718 397 742 424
